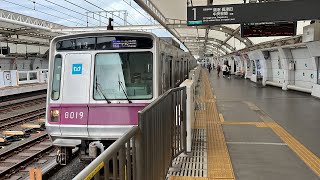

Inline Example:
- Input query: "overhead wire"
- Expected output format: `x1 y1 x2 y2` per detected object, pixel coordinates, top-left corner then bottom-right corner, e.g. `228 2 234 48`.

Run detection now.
63 0 121 26
95 0 143 25
82 0 132 26
120 0 154 24
42 0 107 26
1 0 85 26
25 0 93 26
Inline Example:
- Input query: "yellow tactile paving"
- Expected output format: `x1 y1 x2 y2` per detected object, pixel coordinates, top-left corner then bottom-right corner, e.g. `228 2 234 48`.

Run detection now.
194 110 206 129
170 176 208 180
201 70 235 180
218 114 224 123
190 69 320 179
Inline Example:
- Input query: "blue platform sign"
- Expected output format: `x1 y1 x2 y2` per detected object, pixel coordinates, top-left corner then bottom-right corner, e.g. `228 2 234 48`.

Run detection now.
72 64 82 75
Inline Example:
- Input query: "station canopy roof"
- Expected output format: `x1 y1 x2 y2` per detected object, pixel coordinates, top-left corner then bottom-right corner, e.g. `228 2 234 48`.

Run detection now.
135 0 309 57
0 0 310 57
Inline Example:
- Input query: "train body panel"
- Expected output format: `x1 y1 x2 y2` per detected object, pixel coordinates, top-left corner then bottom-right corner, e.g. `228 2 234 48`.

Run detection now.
45 31 196 162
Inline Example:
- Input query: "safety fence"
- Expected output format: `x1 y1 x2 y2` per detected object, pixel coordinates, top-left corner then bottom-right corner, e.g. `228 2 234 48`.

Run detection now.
18 69 48 84
0 69 48 88
73 86 187 180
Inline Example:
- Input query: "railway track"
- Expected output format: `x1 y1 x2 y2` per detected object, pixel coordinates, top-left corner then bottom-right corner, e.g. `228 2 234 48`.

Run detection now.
0 107 46 130
0 95 46 114
0 95 46 131
0 133 55 180
0 94 79 179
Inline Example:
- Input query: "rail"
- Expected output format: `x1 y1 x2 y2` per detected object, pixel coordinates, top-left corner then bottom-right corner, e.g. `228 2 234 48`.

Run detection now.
73 86 187 180
73 126 140 180
138 86 186 180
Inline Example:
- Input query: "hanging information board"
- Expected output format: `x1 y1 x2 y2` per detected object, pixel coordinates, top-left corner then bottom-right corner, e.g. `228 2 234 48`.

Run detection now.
187 1 320 26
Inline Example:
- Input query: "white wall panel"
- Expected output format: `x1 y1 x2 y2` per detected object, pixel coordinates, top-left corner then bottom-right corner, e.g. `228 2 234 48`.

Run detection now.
291 48 316 89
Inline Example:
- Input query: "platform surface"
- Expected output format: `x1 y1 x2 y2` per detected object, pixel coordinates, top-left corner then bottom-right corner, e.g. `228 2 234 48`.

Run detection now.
170 69 320 180
0 83 47 97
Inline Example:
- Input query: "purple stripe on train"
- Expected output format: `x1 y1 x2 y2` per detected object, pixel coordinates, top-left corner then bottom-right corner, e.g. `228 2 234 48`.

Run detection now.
48 103 148 125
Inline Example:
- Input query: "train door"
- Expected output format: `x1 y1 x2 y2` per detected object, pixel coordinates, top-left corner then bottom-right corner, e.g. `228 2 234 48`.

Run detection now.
60 53 92 137
317 57 320 85
3 71 11 86
169 57 173 88
161 53 167 94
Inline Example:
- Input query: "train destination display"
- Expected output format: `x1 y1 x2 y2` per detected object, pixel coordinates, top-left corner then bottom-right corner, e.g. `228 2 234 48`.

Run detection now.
187 0 320 26
241 22 297 37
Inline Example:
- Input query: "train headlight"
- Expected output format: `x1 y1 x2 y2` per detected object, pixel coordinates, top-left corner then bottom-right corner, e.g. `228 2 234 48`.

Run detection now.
51 110 60 122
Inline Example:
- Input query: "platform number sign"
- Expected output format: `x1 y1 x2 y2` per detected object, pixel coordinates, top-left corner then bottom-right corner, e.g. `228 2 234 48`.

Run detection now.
72 64 82 75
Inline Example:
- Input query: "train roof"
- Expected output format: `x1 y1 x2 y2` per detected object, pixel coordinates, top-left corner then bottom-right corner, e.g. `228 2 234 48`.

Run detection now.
51 30 158 43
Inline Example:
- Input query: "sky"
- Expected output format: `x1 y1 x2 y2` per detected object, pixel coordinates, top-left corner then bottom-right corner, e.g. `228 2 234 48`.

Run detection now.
0 0 312 54
0 0 171 37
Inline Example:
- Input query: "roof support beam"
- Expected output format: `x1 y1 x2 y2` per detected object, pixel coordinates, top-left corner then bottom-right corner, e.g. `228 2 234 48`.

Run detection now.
218 26 240 49
184 42 229 54
133 0 191 52
166 19 253 47
188 47 224 56
0 9 65 31
187 44 227 55
180 37 235 51
203 28 209 53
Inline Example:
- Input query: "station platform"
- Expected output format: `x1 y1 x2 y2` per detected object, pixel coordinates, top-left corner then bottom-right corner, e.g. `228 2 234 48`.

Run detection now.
170 69 320 180
0 83 47 97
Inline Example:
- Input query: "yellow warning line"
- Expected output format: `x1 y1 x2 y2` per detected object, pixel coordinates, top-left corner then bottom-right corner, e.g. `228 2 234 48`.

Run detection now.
266 122 320 177
221 122 268 128
202 70 235 179
221 121 320 177
219 114 224 123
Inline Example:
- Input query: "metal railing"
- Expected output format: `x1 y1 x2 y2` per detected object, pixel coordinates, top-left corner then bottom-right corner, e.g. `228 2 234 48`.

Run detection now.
73 86 187 180
18 69 48 84
73 126 140 180
138 86 187 180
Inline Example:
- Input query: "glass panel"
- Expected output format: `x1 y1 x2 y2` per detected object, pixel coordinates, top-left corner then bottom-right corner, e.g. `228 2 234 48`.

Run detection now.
75 37 96 50
94 52 153 100
317 57 320 85
51 55 62 100
56 36 153 51
96 36 153 50
18 73 27 81
252 60 256 75
29 72 38 80
56 39 76 50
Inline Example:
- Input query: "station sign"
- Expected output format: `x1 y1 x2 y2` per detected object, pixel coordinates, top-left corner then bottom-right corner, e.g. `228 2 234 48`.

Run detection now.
204 54 214 57
241 22 297 37
187 1 320 26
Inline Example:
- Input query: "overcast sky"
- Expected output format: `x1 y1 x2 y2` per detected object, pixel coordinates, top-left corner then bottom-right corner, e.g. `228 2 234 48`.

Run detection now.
0 0 171 36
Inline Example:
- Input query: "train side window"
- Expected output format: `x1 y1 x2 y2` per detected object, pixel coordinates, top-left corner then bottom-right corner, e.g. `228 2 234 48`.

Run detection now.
175 61 180 84
169 58 172 88
51 55 62 100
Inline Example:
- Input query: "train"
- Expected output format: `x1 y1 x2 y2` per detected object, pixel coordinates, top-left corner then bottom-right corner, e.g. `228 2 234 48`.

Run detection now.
45 31 197 164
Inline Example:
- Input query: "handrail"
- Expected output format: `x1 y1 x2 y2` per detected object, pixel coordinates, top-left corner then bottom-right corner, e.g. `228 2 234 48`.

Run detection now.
73 126 140 180
74 86 187 180
137 86 186 180
139 86 184 114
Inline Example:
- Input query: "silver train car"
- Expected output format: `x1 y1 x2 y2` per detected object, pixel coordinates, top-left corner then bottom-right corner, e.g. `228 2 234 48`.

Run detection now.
45 31 196 163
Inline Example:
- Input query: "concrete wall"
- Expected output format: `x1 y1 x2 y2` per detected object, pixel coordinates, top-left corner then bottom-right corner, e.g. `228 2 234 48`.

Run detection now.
290 48 316 89
0 56 48 71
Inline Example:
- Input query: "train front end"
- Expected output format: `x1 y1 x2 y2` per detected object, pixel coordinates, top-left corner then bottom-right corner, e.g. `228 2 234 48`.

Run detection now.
45 31 157 164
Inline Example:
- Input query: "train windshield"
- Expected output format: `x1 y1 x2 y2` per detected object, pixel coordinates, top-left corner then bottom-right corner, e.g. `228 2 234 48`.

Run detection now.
94 52 153 100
